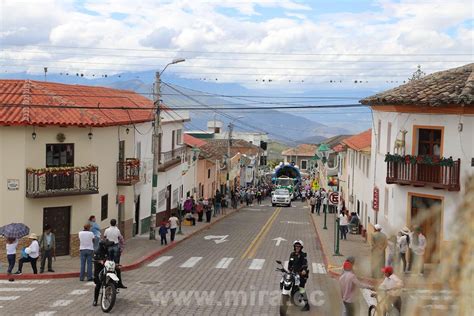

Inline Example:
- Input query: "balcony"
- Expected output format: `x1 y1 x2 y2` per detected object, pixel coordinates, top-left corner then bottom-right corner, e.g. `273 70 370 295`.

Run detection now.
26 165 99 198
117 158 140 185
385 154 460 191
159 147 185 172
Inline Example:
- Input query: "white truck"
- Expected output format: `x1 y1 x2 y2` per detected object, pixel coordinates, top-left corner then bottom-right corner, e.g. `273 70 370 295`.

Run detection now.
272 188 292 207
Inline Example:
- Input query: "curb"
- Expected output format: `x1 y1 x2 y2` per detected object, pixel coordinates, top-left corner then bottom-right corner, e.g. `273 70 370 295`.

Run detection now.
1 206 242 280
307 204 377 285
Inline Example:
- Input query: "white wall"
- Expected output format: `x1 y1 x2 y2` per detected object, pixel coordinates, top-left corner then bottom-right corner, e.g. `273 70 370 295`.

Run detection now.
0 125 135 236
370 110 474 239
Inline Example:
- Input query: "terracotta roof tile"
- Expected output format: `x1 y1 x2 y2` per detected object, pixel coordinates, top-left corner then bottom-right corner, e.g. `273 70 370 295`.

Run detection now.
0 80 155 127
282 144 317 156
342 129 372 152
183 134 207 147
360 63 474 106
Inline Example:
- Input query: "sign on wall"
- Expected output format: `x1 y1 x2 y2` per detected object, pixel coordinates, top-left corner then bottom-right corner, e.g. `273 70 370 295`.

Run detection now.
373 187 379 211
7 179 19 191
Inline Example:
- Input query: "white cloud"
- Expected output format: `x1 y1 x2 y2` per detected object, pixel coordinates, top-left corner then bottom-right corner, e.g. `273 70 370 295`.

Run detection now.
0 0 472 89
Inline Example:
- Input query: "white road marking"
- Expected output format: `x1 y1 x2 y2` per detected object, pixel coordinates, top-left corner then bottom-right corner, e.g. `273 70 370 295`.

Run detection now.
35 312 56 316
279 221 309 225
0 280 50 284
0 288 35 292
312 263 327 274
0 296 20 301
249 259 265 270
69 289 89 295
180 257 203 268
284 261 289 270
147 256 173 267
215 258 234 269
84 282 96 286
51 299 74 307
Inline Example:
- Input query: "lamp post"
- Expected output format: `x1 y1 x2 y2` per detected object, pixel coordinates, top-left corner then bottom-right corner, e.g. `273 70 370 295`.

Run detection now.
150 58 186 240
317 144 329 230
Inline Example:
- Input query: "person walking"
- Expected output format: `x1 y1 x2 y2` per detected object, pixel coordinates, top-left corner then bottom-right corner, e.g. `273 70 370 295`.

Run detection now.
378 266 404 315
39 224 55 273
370 224 388 278
159 220 169 245
89 215 101 251
6 238 18 275
338 260 374 316
309 195 316 214
103 219 122 263
15 233 40 275
204 198 212 223
339 210 349 240
168 213 179 241
397 227 410 273
214 190 222 216
78 224 94 281
410 227 426 275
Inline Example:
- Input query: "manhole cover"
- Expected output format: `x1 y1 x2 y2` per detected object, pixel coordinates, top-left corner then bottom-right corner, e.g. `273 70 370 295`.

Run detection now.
137 280 161 285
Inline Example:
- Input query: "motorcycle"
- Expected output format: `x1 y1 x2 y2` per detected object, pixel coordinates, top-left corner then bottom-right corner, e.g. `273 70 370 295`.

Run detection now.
276 260 305 316
98 259 121 313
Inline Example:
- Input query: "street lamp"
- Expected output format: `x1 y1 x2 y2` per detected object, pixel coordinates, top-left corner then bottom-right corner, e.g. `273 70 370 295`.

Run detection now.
150 58 186 240
317 143 330 230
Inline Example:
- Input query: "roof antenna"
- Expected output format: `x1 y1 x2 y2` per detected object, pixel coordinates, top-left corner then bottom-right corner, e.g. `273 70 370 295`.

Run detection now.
44 67 48 82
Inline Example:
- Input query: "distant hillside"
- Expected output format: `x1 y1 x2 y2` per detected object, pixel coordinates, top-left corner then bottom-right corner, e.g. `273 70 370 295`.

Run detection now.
267 141 289 162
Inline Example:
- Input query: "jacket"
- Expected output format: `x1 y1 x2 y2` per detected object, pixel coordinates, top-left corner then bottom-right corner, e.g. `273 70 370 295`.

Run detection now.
288 251 308 273
39 233 56 251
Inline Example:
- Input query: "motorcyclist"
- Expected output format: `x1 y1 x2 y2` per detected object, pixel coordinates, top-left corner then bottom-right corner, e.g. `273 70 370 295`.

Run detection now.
287 240 310 311
92 240 127 307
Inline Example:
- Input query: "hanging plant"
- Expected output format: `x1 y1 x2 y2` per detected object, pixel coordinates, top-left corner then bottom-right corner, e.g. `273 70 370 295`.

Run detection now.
385 154 454 167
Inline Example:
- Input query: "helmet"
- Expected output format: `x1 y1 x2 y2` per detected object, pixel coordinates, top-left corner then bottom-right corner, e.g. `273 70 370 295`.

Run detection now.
293 240 304 248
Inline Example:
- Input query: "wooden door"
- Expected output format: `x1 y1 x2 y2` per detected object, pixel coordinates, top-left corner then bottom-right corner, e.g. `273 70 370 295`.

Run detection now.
410 196 442 263
166 185 172 213
43 207 71 256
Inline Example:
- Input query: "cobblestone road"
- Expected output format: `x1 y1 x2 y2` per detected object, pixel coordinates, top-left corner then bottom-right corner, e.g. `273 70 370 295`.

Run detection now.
2 201 338 315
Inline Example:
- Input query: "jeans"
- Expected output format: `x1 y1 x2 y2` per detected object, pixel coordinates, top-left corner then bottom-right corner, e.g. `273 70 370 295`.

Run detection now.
310 205 315 213
108 244 120 264
40 249 53 272
160 234 167 245
316 203 321 215
206 211 212 223
7 254 15 274
18 256 38 274
80 249 93 281
214 202 221 216
339 225 347 240
170 228 177 242
93 237 100 251
400 252 407 272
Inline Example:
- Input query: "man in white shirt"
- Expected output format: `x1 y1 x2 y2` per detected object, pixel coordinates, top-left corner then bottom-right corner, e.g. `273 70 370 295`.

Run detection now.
15 233 40 275
378 266 404 315
79 224 95 281
409 227 426 275
104 219 122 263
168 213 179 242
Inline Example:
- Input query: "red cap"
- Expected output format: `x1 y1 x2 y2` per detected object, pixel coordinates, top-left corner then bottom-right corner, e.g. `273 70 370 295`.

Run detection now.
381 266 393 274
343 261 352 271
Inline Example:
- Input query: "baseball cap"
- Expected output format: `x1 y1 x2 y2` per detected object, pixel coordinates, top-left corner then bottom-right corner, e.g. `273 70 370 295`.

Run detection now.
343 261 353 271
381 266 393 274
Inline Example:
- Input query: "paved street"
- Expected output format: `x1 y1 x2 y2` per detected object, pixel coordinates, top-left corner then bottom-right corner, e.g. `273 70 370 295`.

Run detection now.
1 201 344 315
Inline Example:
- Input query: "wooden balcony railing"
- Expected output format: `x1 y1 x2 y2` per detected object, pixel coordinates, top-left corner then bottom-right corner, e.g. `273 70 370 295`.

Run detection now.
160 147 186 165
117 158 140 185
386 155 460 191
26 165 99 198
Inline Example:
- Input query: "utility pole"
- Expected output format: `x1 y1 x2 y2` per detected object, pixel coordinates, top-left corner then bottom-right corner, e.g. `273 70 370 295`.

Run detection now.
150 71 161 240
227 122 233 193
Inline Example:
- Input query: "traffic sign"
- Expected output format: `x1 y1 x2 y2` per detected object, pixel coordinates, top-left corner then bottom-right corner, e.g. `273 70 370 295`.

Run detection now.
329 192 339 205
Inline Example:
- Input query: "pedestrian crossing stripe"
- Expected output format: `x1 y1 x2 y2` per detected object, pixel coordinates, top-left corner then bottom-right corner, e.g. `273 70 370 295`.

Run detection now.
0 280 50 284
51 299 73 307
312 263 327 274
147 256 173 267
180 257 203 268
249 259 265 270
0 288 35 292
215 258 234 269
0 296 19 301
69 289 89 295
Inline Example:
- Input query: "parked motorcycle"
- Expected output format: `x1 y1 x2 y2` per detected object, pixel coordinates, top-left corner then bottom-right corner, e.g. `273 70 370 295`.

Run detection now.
276 260 305 316
97 259 121 313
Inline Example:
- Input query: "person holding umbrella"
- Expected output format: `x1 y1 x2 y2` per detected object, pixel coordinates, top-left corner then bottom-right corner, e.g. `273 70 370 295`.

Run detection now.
15 233 40 275
0 223 30 274
6 238 18 275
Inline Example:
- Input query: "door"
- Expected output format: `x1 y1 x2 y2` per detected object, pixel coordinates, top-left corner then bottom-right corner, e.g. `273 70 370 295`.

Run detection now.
134 195 140 236
166 185 172 213
43 207 71 256
410 195 442 263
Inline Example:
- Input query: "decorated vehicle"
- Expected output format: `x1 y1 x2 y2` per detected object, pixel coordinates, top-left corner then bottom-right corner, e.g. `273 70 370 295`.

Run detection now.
272 163 302 200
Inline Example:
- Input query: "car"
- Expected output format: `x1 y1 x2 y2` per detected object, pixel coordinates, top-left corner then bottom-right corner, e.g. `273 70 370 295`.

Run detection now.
272 188 292 207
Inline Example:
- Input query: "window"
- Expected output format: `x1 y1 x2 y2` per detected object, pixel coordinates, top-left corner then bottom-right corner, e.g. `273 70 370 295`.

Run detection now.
136 142 141 161
301 160 307 170
416 128 442 156
46 144 74 167
208 169 211 179
377 120 382 154
366 157 370 177
172 188 179 207
158 189 166 208
176 129 182 145
386 122 392 154
101 194 108 221
384 187 389 217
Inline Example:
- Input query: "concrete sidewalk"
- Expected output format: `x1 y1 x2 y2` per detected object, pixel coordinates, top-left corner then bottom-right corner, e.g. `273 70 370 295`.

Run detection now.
1 206 241 279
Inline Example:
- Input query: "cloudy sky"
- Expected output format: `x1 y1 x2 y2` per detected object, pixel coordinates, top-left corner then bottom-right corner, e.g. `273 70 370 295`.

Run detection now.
0 0 472 90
